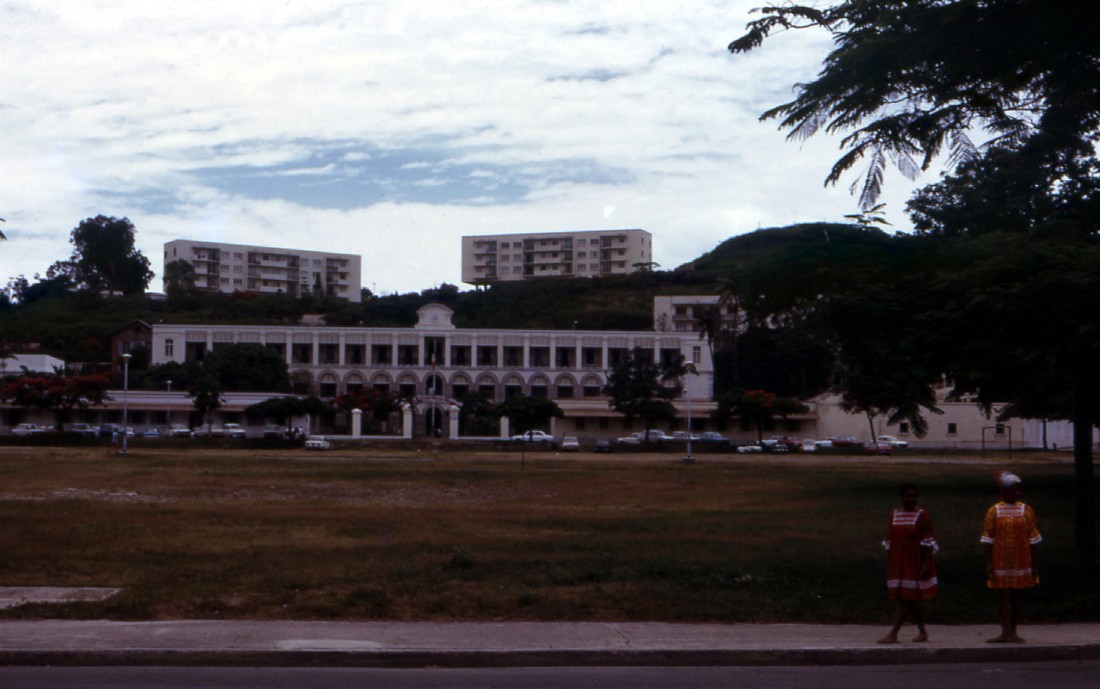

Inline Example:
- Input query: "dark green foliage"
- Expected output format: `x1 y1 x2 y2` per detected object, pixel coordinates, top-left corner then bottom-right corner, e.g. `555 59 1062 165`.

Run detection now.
495 395 563 434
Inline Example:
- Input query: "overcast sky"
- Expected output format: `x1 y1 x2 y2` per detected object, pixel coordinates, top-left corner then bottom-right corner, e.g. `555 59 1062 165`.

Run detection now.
1 1 933 296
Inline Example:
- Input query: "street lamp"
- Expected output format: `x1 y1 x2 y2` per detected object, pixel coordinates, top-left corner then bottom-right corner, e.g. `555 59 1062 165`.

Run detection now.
682 363 698 464
120 353 131 454
166 379 172 429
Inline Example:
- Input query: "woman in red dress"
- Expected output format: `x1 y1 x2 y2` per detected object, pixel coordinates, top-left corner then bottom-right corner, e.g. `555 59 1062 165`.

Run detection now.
879 483 938 643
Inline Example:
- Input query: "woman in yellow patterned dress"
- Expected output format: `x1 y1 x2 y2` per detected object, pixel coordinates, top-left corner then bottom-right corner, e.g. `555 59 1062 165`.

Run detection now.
981 471 1041 643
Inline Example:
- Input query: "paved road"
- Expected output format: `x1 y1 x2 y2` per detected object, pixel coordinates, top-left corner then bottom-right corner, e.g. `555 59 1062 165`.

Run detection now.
4 661 1100 689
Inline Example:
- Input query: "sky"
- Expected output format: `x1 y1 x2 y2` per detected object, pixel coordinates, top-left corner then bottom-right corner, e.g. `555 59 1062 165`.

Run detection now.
0 1 935 296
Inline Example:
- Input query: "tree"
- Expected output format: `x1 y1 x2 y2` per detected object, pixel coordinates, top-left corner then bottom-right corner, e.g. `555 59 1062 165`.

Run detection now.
188 360 223 431
247 395 334 433
712 389 808 443
603 347 680 440
163 259 200 307
730 0 1100 209
209 343 290 393
922 234 1100 571
64 215 153 295
495 395 563 435
0 373 111 427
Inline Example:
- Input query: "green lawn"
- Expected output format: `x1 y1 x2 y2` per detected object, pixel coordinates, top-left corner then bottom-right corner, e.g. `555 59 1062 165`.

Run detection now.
0 445 1095 624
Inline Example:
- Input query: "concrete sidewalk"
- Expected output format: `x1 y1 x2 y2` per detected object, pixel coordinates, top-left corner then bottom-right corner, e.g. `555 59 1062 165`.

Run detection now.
1 620 1098 667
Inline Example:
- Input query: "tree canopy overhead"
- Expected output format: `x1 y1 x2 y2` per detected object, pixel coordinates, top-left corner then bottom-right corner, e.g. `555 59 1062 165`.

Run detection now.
730 0 1100 208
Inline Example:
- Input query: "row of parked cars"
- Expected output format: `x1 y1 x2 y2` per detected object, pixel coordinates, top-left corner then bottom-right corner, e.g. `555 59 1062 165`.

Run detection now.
6 422 264 439
509 429 911 454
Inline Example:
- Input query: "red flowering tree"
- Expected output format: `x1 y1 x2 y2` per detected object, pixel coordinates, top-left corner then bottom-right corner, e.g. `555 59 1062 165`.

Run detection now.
0 373 111 428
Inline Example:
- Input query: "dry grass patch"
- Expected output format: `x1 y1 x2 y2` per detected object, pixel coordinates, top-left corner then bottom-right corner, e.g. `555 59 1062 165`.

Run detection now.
0 446 1095 624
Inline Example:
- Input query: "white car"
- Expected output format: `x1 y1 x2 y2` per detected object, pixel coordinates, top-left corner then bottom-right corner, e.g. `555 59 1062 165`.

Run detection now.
560 436 580 452
878 435 910 449
305 436 331 450
736 443 763 453
168 424 195 438
11 423 45 437
223 423 248 439
633 429 674 442
801 438 819 453
511 430 555 444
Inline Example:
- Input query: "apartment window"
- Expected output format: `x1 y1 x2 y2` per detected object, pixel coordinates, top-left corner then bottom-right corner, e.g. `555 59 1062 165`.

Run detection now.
529 346 550 367
660 348 681 369
583 385 602 397
452 384 469 399
503 346 523 367
398 345 419 365
574 418 586 430
898 422 910 434
947 423 958 435
319 344 339 365
372 345 392 365
504 384 522 399
478 384 496 397
424 337 446 365
477 346 497 366
607 348 628 367
451 345 471 366
292 343 312 364
399 382 417 398
555 347 575 368
345 344 365 365
165 339 174 357
582 347 602 367
531 385 548 398
557 385 575 398
692 346 702 365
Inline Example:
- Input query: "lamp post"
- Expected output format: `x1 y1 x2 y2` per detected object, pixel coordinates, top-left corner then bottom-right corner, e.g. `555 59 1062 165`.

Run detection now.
120 353 131 454
166 379 172 429
682 363 698 464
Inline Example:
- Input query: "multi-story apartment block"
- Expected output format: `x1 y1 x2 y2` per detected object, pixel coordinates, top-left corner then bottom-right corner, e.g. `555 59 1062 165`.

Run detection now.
163 240 362 303
461 229 653 285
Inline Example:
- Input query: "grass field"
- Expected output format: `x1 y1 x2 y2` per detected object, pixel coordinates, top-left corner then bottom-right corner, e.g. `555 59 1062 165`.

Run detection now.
0 444 1096 625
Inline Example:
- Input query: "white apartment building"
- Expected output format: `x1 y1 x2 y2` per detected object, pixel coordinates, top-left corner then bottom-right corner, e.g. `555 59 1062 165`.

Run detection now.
163 240 362 303
461 229 653 285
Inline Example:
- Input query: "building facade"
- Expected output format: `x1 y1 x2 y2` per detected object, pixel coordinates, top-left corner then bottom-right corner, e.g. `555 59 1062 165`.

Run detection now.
163 240 362 303
461 229 653 285
149 303 712 438
653 295 742 333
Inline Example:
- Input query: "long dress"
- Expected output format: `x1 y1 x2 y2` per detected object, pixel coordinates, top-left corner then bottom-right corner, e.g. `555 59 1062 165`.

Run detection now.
883 508 939 601
981 501 1042 589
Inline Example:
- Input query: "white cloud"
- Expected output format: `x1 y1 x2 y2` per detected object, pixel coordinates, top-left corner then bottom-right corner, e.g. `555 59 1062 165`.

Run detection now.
0 1 938 295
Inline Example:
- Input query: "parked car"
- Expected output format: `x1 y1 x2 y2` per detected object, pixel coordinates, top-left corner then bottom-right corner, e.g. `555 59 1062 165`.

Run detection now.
305 436 331 450
633 429 674 443
593 439 614 453
222 423 248 439
65 422 99 438
615 435 641 446
877 435 910 449
697 431 729 444
801 438 819 453
262 424 287 439
11 423 45 437
168 424 195 438
560 436 580 452
142 427 161 439
98 423 124 439
736 443 763 453
194 425 226 438
511 429 555 444
671 431 701 442
864 441 894 455
826 435 862 448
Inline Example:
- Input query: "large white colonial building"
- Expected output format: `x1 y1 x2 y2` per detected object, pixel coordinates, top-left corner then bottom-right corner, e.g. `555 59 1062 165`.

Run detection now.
461 229 653 285
148 303 712 438
164 239 362 303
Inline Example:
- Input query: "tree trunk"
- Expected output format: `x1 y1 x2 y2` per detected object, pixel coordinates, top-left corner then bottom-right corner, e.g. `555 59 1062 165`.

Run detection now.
1072 391 1097 575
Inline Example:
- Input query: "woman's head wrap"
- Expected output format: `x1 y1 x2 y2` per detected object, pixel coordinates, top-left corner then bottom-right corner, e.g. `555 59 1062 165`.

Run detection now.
995 471 1021 490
